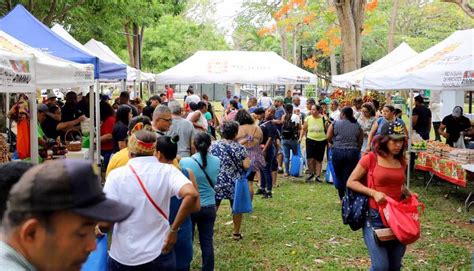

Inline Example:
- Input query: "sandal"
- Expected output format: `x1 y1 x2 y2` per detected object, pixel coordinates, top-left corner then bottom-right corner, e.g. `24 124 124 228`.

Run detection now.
232 233 243 240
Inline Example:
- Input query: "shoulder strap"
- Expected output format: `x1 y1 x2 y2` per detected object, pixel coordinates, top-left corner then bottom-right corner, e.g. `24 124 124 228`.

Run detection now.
129 165 168 220
367 152 377 189
192 157 215 189
322 117 328 134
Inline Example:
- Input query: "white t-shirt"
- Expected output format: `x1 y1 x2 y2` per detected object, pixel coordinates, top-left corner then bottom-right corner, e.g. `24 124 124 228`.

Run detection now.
298 96 307 114
258 96 273 109
185 94 201 105
291 114 301 124
330 109 341 121
186 111 208 132
104 156 191 266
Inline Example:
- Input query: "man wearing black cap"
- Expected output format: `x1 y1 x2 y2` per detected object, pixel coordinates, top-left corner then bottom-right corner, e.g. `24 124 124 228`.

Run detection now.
412 96 432 140
0 159 133 271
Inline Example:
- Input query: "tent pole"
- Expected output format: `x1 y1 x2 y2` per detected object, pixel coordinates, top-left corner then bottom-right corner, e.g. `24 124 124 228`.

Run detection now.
5 93 10 130
89 83 95 162
213 84 216 101
407 89 413 189
469 91 472 114
29 91 39 164
95 81 101 167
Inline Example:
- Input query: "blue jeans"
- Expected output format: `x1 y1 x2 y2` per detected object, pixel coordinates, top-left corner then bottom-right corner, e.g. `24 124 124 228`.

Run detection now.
281 139 298 174
332 147 360 200
108 251 176 271
363 209 406 271
260 144 275 192
191 205 216 271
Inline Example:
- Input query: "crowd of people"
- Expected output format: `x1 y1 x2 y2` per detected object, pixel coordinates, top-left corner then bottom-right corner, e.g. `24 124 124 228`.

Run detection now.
1 85 474 270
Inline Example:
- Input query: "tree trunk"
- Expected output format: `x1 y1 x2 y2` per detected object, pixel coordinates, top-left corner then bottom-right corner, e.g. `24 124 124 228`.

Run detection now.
279 28 289 61
387 0 399 52
124 23 135 67
330 51 338 75
292 31 298 65
133 23 140 69
334 0 367 73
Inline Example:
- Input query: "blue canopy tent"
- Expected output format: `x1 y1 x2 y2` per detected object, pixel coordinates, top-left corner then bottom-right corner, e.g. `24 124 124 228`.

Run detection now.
0 4 127 165
0 4 127 80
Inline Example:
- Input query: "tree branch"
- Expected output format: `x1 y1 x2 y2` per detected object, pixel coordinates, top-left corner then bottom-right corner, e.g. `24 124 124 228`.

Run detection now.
42 0 58 25
49 0 87 24
441 0 474 18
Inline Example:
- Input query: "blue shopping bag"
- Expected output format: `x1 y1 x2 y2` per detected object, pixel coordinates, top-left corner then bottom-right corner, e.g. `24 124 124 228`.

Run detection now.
233 169 253 214
325 148 339 186
289 144 304 177
81 234 108 271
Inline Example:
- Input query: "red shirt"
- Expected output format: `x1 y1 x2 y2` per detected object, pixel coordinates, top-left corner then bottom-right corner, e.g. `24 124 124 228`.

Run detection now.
359 154 405 209
101 116 115 151
166 87 174 99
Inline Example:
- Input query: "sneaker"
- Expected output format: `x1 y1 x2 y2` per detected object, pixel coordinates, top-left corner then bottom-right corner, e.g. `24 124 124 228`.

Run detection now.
266 191 273 198
306 173 315 182
255 188 265 195
315 176 322 183
278 167 284 174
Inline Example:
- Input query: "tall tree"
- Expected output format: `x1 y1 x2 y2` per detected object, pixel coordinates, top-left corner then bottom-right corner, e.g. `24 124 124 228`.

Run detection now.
333 0 367 73
387 0 399 52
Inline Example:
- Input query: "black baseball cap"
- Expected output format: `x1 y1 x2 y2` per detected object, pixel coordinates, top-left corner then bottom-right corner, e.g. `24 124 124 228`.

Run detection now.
380 121 406 140
8 159 133 222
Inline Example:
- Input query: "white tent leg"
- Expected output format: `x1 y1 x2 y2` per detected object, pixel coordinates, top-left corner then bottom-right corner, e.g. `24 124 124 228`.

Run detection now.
95 81 101 167
5 93 10 129
29 91 39 164
407 89 413 188
89 83 95 162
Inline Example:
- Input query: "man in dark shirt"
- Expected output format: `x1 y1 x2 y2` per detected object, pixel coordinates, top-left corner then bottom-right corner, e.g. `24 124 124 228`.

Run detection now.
412 96 432 140
119 91 138 117
76 93 90 118
60 92 86 139
257 107 279 198
439 106 471 146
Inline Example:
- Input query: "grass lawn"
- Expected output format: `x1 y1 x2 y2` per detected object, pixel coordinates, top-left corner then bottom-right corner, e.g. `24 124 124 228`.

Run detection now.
189 173 473 270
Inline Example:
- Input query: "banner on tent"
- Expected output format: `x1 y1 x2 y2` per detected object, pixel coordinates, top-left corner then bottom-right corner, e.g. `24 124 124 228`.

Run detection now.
0 56 32 87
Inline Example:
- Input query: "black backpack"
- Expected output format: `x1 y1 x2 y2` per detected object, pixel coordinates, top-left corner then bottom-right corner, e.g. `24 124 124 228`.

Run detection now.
281 119 298 140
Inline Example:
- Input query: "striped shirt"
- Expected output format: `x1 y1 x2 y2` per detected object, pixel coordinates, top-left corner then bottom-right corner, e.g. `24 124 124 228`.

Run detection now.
0 241 36 271
333 119 361 150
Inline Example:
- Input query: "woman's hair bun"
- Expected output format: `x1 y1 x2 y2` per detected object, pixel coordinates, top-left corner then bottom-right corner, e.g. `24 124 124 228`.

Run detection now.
171 134 180 144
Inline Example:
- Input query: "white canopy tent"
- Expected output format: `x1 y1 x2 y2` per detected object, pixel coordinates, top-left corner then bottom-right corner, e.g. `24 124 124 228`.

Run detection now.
84 38 140 82
0 49 38 164
156 51 318 85
0 32 95 164
332 42 417 89
0 30 94 89
363 29 473 91
361 29 474 188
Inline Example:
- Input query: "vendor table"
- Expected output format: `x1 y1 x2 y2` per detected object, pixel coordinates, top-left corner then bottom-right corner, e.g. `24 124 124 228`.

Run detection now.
415 151 473 211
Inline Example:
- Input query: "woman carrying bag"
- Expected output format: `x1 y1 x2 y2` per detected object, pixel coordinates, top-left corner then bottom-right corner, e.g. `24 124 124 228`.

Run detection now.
347 121 417 270
180 132 220 271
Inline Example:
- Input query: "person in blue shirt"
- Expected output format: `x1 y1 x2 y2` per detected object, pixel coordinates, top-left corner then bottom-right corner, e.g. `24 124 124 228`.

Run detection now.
180 132 220 271
366 104 407 152
221 90 233 109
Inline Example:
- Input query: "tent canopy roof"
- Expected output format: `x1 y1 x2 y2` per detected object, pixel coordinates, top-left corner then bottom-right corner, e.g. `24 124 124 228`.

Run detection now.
332 42 417 89
156 50 317 85
363 29 474 91
0 5 126 80
84 39 141 82
0 30 94 89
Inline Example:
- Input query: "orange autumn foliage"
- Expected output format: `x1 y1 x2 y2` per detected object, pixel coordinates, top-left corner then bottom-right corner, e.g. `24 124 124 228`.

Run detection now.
366 0 378 11
316 39 330 55
303 55 317 69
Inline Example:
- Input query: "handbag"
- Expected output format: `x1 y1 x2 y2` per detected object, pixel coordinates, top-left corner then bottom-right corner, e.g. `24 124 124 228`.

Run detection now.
378 195 424 245
191 157 215 189
232 169 253 214
325 148 338 185
341 152 376 231
81 234 108 271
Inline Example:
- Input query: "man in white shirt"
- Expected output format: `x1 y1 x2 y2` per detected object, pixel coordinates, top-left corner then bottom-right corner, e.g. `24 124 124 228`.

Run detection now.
329 99 341 122
258 91 273 109
105 129 199 270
